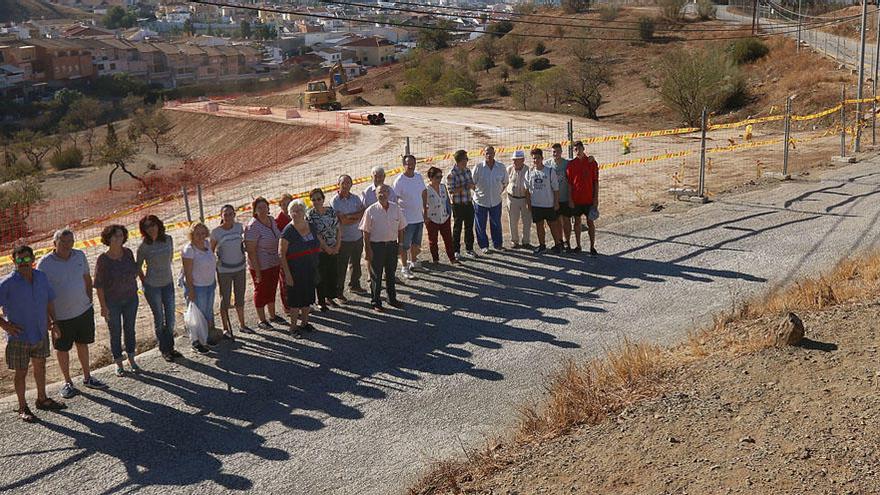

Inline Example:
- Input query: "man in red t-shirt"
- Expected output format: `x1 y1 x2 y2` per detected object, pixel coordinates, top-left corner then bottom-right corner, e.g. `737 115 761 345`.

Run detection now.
566 141 599 255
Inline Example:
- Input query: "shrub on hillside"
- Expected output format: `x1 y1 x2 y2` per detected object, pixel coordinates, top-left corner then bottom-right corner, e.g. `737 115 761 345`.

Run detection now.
599 5 619 21
562 0 591 14
727 38 770 65
660 0 686 21
495 84 511 97
638 17 656 41
533 41 546 56
696 0 716 20
528 57 552 71
658 48 747 126
396 85 428 106
487 20 514 38
443 88 477 107
50 147 84 170
472 54 496 73
505 53 525 69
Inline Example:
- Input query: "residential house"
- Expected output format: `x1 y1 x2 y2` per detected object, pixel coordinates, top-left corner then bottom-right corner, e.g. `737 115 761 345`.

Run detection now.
340 36 394 66
27 39 95 83
0 44 39 81
62 25 116 38
313 46 353 65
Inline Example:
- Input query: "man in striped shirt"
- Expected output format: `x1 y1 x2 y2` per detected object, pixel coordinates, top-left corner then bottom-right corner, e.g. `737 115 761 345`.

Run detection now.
445 149 477 260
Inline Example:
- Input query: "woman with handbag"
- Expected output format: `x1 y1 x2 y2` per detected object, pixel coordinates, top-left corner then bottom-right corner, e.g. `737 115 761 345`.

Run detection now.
279 200 321 338
424 166 458 265
182 222 217 354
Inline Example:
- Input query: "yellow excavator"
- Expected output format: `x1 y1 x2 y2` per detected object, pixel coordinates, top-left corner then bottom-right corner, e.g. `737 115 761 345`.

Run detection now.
302 62 363 111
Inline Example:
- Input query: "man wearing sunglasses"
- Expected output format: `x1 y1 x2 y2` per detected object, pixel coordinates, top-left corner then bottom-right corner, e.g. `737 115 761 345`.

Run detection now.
0 245 67 422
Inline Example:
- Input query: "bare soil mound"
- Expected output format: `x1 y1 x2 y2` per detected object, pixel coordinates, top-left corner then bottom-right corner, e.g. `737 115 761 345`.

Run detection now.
163 110 339 184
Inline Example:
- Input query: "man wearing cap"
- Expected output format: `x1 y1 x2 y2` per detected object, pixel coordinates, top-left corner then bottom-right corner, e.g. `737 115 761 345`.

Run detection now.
472 146 509 254
0 245 67 422
566 141 600 255
506 149 532 249
362 166 398 208
37 229 108 400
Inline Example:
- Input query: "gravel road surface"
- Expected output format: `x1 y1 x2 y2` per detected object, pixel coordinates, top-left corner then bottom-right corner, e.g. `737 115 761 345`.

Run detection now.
2 156 880 494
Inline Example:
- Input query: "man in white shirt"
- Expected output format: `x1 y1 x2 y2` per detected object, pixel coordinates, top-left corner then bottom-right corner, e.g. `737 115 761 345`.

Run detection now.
392 154 427 280
360 185 407 312
36 229 108 399
472 146 509 254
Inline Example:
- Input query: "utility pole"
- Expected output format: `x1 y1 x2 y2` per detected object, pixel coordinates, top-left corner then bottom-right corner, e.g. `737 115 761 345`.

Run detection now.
874 3 880 102
796 0 803 53
856 0 869 153
751 0 759 35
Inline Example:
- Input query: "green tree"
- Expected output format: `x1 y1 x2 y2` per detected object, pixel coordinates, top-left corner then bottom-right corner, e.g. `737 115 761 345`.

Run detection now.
417 20 452 50
487 21 514 38
99 123 143 190
240 20 252 39
13 130 55 170
557 45 613 119
128 107 174 154
658 48 746 126
103 6 137 29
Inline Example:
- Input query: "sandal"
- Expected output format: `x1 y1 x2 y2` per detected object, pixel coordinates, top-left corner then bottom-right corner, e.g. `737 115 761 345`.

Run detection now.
17 406 37 423
35 397 67 411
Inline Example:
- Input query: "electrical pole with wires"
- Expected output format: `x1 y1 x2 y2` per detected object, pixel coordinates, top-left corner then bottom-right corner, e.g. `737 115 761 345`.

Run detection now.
856 0 869 153
796 0 802 52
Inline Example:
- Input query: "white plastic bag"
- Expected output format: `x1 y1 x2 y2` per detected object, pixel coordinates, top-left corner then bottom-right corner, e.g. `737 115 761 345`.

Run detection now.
184 302 209 345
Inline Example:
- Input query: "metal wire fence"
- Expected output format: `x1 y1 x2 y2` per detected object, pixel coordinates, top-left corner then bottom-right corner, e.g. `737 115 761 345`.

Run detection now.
1 90 874 270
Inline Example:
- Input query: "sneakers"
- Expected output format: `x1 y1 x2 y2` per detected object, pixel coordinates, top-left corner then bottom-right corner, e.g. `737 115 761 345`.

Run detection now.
82 376 108 390
461 250 477 259
533 244 547 255
192 342 210 354
551 244 563 254
115 366 125 377
401 265 416 280
170 349 184 358
269 315 289 326
590 246 599 256
410 260 427 272
162 352 175 363
240 325 256 334
389 300 405 309
257 320 274 331
350 286 368 295
511 243 521 249
572 245 583 253
59 382 76 399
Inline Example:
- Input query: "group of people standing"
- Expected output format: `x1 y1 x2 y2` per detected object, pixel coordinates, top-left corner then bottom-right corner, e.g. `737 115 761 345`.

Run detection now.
0 141 600 423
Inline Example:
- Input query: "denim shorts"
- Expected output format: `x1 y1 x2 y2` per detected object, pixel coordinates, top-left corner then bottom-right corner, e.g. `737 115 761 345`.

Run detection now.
401 222 424 250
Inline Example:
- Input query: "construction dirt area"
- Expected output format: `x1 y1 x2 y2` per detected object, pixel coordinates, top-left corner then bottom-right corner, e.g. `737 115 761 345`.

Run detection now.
0 98 853 395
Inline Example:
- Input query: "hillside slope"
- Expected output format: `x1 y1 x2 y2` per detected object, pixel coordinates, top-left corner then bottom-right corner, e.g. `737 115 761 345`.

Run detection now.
0 0 90 22
279 8 858 130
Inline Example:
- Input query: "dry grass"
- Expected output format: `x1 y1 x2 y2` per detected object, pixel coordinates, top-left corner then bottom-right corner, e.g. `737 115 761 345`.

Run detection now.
408 249 880 495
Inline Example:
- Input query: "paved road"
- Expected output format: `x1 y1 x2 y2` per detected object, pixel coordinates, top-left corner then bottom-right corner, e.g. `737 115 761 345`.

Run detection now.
3 155 880 494
717 5 869 70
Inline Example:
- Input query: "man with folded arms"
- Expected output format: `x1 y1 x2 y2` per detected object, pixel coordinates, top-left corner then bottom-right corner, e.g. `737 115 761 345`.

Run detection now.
0 245 67 422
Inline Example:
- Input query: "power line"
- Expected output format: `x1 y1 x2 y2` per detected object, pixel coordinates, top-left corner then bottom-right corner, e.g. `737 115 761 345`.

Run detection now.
189 0 862 42
320 0 848 32
372 0 868 26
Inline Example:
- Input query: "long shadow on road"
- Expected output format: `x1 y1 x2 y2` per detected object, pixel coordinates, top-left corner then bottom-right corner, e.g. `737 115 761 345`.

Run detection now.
0 211 779 493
